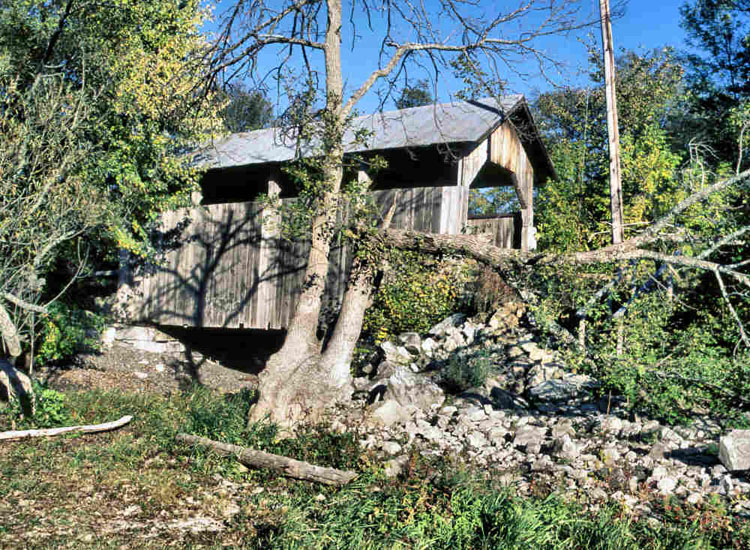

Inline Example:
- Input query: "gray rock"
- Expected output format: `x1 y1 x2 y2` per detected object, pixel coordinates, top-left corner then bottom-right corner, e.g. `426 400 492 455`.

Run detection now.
526 364 565 388
528 374 598 402
513 425 546 452
380 341 414 365
429 314 466 337
719 430 750 472
421 337 438 356
384 455 409 478
464 406 487 422
467 431 489 450
387 367 445 411
381 441 403 455
600 416 623 436
371 399 410 427
553 434 580 460
657 477 678 495
398 332 422 354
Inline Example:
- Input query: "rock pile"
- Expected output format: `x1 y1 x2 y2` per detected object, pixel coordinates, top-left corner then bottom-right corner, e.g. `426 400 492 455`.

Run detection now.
349 305 750 516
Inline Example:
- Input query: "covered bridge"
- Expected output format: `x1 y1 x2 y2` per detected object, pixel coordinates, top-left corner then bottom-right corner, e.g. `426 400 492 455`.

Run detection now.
127 96 554 330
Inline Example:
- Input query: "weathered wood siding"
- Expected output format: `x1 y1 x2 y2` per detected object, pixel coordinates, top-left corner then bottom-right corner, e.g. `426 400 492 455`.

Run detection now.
466 214 519 249
133 186 469 329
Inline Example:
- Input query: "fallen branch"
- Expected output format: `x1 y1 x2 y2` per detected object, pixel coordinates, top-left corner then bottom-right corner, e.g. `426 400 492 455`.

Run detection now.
0 415 133 442
176 433 358 486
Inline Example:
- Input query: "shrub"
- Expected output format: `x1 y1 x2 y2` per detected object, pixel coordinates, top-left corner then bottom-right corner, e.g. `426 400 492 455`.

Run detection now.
443 349 492 392
364 250 472 342
36 302 106 365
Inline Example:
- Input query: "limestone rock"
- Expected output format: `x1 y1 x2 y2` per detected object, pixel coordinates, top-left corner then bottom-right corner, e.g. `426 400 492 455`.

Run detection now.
371 399 410 427
380 341 413 365
398 332 422 354
513 425 546 453
384 455 409 478
528 374 598 402
429 314 466 337
381 441 403 455
719 430 750 472
387 367 445 411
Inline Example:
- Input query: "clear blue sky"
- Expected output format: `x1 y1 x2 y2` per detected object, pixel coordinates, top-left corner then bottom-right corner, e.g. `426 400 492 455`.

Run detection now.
205 0 691 113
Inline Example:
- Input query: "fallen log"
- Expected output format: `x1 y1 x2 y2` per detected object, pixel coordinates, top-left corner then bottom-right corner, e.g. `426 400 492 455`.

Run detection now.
176 433 358 486
0 415 133 442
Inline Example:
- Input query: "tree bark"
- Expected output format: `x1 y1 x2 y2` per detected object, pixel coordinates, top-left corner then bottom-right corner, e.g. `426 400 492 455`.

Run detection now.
0 415 132 442
0 359 34 417
176 433 358 485
248 0 348 427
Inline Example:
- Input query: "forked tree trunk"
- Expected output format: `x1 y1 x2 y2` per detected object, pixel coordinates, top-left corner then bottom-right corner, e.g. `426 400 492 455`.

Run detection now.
248 0 348 428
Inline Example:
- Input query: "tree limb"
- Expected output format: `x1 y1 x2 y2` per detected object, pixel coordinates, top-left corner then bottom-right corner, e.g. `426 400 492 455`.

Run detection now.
0 415 132 442
176 433 358 485
1 292 48 314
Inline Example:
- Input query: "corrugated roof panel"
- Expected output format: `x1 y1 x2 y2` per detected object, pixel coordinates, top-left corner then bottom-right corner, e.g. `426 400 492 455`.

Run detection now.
195 96 523 170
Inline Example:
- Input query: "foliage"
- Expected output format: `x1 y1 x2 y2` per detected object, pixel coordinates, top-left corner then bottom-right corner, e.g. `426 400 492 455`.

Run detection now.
35 303 106 366
4 382 71 428
2 385 749 548
679 0 750 162
534 47 685 251
442 349 492 392
221 82 274 132
395 79 433 109
530 258 750 425
0 0 222 358
363 251 472 342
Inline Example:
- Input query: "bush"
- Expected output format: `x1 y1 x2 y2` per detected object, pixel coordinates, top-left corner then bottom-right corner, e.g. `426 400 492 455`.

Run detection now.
36 302 106 365
364 250 472 342
443 349 492 392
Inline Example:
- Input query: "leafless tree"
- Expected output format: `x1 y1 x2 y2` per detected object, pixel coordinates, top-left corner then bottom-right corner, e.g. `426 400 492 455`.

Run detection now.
208 0 602 428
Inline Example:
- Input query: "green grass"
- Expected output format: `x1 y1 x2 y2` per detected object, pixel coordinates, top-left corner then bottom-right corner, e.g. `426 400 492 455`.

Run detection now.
1 386 748 549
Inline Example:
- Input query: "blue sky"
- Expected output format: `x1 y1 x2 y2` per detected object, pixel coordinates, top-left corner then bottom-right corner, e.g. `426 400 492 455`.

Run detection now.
206 0 691 113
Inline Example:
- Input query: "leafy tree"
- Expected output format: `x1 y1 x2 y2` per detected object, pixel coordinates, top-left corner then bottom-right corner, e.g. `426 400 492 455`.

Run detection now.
679 0 750 161
0 0 220 370
222 83 274 132
534 47 685 251
394 80 433 109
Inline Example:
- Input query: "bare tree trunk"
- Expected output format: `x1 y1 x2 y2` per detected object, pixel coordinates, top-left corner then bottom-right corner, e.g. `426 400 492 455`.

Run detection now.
0 302 22 359
248 0 347 427
599 0 624 244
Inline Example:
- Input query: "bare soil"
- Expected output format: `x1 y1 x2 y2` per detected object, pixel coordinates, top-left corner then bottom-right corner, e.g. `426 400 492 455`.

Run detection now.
39 342 259 396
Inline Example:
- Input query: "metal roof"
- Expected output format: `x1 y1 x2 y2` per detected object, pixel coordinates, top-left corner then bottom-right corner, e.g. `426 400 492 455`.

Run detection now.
195 95 525 170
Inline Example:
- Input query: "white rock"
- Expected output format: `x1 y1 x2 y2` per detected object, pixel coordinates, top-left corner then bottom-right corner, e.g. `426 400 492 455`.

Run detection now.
381 441 403 455
719 430 750 472
384 455 409 478
657 477 678 495
371 400 410 427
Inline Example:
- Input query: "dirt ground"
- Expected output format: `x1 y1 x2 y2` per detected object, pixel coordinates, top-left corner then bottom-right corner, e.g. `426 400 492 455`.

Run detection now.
39 342 259 396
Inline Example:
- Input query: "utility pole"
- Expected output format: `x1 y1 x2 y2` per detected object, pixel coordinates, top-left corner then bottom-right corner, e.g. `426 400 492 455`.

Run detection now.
599 0 625 244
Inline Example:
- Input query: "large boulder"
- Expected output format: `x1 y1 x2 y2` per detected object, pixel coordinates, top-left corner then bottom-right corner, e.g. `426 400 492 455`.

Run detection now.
719 430 750 472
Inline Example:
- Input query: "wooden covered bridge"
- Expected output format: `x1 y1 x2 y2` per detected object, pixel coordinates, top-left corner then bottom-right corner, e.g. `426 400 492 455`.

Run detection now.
127 96 554 330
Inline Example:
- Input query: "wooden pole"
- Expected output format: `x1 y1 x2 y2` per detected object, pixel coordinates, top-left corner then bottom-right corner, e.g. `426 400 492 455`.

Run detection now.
599 0 625 244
